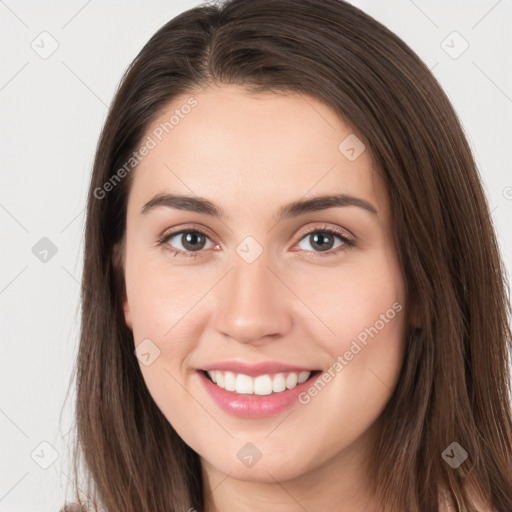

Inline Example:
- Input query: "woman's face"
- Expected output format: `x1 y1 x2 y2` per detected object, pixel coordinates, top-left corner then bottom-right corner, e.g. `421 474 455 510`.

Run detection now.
120 84 408 487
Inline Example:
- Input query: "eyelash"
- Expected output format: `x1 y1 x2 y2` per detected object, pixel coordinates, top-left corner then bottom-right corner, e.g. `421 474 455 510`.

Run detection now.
156 224 356 259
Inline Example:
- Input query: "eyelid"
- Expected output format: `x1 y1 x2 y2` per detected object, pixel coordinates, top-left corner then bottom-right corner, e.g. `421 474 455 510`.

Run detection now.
295 222 356 243
159 222 355 243
157 222 356 257
158 222 218 243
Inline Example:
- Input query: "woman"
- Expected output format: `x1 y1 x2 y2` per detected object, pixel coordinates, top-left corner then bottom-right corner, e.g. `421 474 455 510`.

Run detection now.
61 0 512 510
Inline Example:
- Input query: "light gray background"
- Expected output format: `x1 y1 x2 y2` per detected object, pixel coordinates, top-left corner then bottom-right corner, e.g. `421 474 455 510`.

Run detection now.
1 1 511 510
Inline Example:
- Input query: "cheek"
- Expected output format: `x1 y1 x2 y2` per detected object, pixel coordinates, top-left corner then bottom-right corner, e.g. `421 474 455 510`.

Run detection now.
124 250 212 412
124 244 205 340
292 273 407 460
290 251 406 358
292 249 407 421
124 254 203 424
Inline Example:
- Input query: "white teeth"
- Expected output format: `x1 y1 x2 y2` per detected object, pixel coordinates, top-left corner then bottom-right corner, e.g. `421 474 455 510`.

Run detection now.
253 375 273 395
205 370 312 395
236 374 253 394
285 372 298 389
298 371 310 384
272 373 286 393
224 371 236 391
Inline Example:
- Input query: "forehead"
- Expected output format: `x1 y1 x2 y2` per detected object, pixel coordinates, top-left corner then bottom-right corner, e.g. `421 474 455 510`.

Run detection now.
127 85 389 222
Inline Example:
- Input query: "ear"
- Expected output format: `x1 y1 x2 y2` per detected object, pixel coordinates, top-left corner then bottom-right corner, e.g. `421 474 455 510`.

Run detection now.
112 240 132 330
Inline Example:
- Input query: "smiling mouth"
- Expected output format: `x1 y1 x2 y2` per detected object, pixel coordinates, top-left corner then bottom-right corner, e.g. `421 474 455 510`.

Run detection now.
200 369 322 396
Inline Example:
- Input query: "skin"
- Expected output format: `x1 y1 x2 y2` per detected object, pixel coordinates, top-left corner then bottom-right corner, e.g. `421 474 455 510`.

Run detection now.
120 84 410 511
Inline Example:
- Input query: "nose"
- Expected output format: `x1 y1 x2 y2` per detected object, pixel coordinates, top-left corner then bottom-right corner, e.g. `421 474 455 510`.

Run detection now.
213 253 293 346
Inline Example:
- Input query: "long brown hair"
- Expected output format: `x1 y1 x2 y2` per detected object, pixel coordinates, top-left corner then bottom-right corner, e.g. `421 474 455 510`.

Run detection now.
61 0 512 510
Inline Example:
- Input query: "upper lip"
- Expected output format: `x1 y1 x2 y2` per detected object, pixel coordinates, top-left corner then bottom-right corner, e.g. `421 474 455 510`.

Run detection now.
200 360 319 377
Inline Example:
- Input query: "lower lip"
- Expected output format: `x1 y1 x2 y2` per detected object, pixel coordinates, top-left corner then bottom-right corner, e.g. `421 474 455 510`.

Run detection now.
197 370 319 418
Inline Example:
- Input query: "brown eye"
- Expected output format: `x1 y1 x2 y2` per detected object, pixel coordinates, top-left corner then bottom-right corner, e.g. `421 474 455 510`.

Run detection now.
173 231 208 251
297 228 355 255
158 229 216 258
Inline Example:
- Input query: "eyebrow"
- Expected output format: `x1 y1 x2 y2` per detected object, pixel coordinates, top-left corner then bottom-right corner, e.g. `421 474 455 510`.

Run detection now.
141 193 378 221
